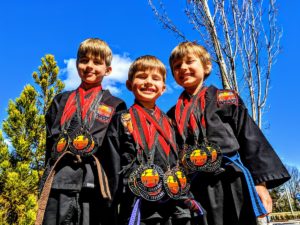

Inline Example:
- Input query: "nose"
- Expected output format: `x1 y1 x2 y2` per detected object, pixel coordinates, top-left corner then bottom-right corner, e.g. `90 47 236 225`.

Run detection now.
180 62 188 70
144 76 153 85
86 60 94 69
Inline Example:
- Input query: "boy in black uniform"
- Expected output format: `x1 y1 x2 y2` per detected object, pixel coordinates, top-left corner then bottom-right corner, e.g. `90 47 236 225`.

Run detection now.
104 55 204 225
36 38 127 225
167 41 290 225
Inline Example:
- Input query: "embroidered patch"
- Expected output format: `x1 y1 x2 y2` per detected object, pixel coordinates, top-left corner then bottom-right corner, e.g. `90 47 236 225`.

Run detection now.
217 90 238 105
121 113 133 134
96 103 114 123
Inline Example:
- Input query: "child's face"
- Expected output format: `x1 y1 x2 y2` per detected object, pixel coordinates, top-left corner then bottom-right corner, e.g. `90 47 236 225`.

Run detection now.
127 69 166 107
77 54 111 85
172 53 210 94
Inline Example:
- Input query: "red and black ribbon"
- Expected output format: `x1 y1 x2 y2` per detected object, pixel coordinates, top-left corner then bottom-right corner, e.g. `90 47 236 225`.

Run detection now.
129 104 177 164
175 87 207 143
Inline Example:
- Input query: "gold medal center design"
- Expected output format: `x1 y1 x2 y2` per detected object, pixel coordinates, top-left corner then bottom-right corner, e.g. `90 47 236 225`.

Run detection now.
166 175 180 194
141 168 160 188
56 137 67 152
175 171 187 189
190 149 208 166
72 135 89 150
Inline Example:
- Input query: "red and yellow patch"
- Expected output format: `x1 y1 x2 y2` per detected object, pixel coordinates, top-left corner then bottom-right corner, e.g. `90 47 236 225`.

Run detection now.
96 104 114 123
217 90 238 105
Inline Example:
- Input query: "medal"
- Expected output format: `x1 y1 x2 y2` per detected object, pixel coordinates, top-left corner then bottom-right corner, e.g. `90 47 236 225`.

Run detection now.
69 129 94 157
201 142 222 172
128 105 189 202
135 164 164 193
128 166 142 197
163 169 181 199
173 167 190 195
52 132 70 159
139 186 165 201
183 144 210 172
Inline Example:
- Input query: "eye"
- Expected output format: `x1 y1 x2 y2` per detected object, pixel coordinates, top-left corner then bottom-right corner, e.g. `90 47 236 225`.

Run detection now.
173 63 181 70
135 74 147 79
94 59 104 65
152 75 162 81
79 58 89 64
186 60 195 64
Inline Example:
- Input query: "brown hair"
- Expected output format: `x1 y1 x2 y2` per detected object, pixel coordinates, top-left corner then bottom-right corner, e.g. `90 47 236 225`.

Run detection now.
76 38 112 66
169 41 212 78
128 55 166 82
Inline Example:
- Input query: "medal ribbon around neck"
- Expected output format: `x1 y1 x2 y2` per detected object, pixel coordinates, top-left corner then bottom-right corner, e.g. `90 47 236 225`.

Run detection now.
131 104 177 157
135 105 190 199
70 87 105 155
175 87 222 173
55 87 104 157
175 87 207 143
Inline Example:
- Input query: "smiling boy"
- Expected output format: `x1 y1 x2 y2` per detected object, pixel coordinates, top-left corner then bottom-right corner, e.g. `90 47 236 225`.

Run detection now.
167 41 290 225
103 55 203 225
36 38 126 225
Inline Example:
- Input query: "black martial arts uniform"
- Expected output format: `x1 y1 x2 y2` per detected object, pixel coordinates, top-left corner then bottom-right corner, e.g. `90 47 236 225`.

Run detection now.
167 85 290 225
38 85 126 225
103 104 203 225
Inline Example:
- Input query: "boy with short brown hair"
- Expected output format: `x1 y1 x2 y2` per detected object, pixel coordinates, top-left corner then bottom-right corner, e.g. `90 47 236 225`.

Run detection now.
168 41 290 225
36 38 126 225
104 55 203 225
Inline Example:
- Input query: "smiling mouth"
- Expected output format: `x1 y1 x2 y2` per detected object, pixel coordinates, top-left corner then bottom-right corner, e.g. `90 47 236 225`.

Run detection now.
141 88 156 93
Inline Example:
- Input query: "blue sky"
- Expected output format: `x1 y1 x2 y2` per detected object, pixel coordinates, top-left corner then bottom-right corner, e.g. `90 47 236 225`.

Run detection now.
0 0 299 169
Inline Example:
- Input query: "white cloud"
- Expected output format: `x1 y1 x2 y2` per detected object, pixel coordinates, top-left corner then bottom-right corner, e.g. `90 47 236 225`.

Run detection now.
61 54 132 93
61 59 81 90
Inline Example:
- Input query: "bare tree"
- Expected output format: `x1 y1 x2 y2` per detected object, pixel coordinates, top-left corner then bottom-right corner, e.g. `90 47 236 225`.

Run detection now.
148 0 282 127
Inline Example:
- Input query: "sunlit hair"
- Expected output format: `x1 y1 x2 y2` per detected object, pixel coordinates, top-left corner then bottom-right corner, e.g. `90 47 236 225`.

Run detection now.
76 38 113 66
128 55 167 82
169 41 212 79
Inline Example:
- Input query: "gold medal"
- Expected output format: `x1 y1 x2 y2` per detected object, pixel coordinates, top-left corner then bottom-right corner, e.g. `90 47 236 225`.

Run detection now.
163 169 181 199
183 144 210 172
128 166 142 197
136 164 164 193
72 134 90 150
201 142 222 172
69 129 94 157
52 132 70 159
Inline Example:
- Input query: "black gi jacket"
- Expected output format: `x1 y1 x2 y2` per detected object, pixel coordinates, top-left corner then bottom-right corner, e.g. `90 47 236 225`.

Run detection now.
167 85 290 225
102 107 194 224
41 89 126 193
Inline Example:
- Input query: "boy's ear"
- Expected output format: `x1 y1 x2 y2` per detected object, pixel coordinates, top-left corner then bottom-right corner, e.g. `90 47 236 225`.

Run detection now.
161 84 166 95
205 63 212 74
126 80 132 91
105 66 112 76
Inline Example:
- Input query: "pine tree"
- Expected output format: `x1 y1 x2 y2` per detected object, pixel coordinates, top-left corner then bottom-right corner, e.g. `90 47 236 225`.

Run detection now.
0 130 10 224
0 54 64 224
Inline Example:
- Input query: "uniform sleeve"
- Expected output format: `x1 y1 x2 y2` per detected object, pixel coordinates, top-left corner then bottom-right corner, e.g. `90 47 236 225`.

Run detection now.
232 95 290 188
100 112 136 205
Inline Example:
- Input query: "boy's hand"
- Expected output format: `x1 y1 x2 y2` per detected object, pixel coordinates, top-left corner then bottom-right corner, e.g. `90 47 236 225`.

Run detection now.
255 182 272 216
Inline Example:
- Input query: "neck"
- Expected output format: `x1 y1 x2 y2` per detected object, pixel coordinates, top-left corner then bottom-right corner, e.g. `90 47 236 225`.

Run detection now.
135 100 156 110
80 82 101 90
185 82 203 96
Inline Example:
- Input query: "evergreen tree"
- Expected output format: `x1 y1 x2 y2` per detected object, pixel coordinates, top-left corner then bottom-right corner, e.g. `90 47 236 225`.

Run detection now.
0 54 64 224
